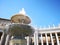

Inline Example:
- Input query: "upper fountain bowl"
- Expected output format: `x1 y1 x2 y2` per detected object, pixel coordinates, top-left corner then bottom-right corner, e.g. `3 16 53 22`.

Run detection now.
7 23 34 36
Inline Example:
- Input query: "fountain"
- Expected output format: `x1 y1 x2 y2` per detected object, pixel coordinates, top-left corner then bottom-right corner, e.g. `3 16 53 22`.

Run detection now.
1 8 34 45
8 23 34 45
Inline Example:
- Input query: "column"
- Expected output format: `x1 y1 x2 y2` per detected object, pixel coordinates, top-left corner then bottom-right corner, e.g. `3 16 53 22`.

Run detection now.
36 31 38 45
41 33 43 45
34 31 38 45
45 33 48 45
5 34 11 45
0 32 7 45
55 33 59 45
27 36 30 45
34 32 36 45
50 33 54 45
0 33 4 45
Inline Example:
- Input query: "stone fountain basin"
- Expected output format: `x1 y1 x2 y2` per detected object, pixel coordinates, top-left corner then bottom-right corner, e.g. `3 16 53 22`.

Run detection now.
7 23 34 36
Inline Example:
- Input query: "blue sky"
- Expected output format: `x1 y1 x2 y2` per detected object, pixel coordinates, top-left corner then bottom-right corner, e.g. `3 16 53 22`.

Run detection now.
0 0 60 27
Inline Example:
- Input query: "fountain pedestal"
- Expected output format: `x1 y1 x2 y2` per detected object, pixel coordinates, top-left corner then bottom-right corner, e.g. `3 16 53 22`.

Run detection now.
9 39 27 45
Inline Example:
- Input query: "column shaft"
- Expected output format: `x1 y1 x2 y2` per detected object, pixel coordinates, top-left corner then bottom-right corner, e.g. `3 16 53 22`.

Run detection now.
45 33 48 45
34 32 36 45
55 33 60 45
50 33 54 45
0 32 7 45
27 36 30 45
41 33 43 45
5 34 11 45
0 33 4 45
36 31 38 45
34 31 38 45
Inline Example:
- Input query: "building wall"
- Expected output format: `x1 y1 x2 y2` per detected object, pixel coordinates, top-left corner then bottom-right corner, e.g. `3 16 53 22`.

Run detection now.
0 18 11 30
0 18 11 41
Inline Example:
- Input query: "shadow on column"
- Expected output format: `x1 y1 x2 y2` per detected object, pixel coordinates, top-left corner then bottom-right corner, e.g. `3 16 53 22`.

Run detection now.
0 32 2 39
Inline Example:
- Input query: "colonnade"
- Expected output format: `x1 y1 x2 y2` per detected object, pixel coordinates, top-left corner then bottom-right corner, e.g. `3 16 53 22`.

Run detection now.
26 31 60 45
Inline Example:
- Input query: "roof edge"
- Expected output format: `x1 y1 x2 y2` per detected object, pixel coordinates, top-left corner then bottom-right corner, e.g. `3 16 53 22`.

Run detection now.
0 18 11 21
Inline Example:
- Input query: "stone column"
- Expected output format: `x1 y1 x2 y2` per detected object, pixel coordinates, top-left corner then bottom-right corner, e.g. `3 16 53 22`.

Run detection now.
0 33 4 45
5 34 11 45
41 33 43 45
27 36 30 45
34 31 38 45
55 33 59 45
0 32 7 45
37 31 39 45
45 33 48 45
36 31 38 45
34 31 36 45
50 33 54 45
